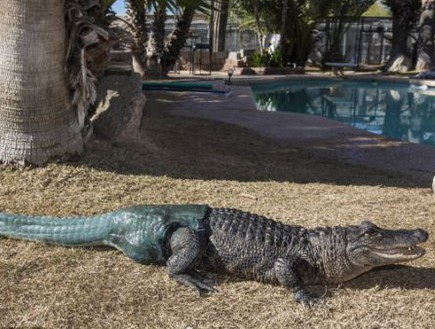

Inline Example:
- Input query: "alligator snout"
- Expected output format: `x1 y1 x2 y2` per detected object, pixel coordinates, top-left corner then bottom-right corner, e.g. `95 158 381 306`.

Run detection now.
413 229 429 243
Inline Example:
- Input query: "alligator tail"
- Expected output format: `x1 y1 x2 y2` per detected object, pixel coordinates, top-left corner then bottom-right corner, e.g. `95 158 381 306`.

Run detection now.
0 212 114 246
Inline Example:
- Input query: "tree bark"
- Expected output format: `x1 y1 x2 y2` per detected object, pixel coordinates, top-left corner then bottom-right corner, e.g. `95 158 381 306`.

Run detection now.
416 0 435 71
152 6 167 57
279 0 289 66
161 7 195 76
145 5 167 78
126 0 148 76
212 0 230 52
385 0 416 72
0 0 83 166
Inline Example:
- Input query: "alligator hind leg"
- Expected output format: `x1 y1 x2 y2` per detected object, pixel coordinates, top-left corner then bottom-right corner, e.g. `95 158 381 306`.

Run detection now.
167 227 216 294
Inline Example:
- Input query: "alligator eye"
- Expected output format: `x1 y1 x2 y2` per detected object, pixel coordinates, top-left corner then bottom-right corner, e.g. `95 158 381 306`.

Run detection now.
363 231 381 239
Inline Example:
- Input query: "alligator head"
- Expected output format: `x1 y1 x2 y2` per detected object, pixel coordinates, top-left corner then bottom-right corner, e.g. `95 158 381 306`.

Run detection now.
343 221 428 280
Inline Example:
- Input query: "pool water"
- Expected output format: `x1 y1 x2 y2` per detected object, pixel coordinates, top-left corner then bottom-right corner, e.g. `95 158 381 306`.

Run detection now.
252 79 435 146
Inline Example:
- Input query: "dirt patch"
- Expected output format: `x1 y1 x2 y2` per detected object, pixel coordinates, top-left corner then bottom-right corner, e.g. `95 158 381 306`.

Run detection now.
0 91 434 328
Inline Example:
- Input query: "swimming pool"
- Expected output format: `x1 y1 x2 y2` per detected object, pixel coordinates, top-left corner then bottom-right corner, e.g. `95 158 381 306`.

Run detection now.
252 79 435 146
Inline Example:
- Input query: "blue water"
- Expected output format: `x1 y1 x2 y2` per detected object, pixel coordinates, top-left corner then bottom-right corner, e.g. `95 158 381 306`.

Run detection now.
252 79 435 146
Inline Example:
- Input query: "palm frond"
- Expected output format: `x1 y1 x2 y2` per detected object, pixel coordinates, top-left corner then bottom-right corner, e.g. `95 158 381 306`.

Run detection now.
66 0 112 138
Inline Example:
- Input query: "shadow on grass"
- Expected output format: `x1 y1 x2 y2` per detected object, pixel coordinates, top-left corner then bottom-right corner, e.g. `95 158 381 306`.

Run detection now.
202 264 435 299
75 96 430 189
342 265 435 291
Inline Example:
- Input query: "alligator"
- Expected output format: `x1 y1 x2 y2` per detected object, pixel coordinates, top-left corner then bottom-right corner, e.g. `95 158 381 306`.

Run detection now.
0 205 429 306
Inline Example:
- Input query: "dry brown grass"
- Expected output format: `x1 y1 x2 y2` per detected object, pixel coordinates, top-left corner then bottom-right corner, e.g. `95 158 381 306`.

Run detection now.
1 94 434 328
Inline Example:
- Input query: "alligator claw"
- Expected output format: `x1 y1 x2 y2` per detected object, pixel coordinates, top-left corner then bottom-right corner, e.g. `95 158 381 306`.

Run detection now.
189 271 218 287
170 273 217 295
198 286 219 297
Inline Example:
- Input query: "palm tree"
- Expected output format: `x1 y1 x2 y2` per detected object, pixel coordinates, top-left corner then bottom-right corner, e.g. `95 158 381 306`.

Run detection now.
280 0 289 65
160 5 197 75
230 0 270 53
126 0 211 77
231 0 374 67
318 0 375 64
211 0 230 52
0 0 83 165
126 0 148 76
416 0 435 71
0 0 111 166
145 2 168 78
383 0 420 72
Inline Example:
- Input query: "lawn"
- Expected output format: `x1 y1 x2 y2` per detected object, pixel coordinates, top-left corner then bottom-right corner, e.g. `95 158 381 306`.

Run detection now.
0 93 434 328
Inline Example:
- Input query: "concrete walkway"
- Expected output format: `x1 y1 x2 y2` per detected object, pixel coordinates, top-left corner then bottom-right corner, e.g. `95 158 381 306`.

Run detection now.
148 75 435 184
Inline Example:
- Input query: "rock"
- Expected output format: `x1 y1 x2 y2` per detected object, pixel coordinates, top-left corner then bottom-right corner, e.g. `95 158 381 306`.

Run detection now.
92 73 146 144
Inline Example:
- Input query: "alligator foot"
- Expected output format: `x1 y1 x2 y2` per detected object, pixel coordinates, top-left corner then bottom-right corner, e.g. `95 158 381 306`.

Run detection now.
294 289 322 307
170 272 217 295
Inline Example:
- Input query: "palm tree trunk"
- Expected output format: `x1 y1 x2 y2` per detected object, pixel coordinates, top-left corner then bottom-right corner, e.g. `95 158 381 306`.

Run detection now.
325 19 347 62
212 0 230 52
416 0 435 71
279 0 288 66
126 0 148 76
145 5 167 79
385 0 416 72
153 6 167 57
0 0 83 166
161 7 195 76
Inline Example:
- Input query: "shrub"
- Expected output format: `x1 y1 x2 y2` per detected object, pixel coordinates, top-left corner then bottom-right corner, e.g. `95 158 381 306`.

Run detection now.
251 49 282 67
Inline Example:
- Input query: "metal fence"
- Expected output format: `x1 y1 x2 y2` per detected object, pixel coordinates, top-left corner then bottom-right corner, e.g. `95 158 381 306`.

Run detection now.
312 17 393 68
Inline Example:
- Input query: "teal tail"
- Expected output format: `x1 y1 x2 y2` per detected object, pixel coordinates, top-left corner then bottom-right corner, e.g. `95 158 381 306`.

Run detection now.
0 212 114 246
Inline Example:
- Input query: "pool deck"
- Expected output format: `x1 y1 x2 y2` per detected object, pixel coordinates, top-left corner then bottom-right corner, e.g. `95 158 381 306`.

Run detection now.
150 72 435 185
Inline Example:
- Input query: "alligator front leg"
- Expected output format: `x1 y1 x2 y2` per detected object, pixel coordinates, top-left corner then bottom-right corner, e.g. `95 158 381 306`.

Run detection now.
274 257 319 307
166 227 216 294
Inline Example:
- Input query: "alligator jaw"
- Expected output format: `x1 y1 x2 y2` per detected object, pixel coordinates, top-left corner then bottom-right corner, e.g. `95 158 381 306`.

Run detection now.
370 245 426 261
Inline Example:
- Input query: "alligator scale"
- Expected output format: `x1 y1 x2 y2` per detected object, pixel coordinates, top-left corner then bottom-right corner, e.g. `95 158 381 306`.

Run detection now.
0 205 428 306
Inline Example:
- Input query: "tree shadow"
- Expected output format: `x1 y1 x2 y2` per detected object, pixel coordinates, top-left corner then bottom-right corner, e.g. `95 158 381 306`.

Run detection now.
75 92 432 188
